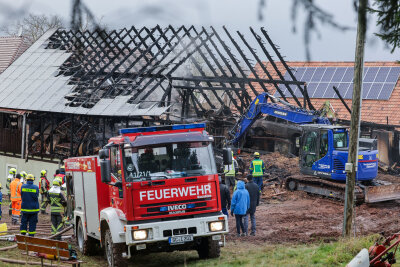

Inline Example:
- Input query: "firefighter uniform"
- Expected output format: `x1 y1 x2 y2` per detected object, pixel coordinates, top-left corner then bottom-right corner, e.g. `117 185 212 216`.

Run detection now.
54 168 66 184
20 174 39 236
10 174 23 225
48 179 67 240
224 151 238 190
39 170 50 214
7 168 16 215
249 152 266 192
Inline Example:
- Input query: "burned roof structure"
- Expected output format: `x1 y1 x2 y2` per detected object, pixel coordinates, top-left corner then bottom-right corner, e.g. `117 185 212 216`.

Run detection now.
0 26 305 160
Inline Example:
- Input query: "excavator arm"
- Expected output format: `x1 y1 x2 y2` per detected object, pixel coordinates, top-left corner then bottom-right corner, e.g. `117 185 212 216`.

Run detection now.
229 93 330 145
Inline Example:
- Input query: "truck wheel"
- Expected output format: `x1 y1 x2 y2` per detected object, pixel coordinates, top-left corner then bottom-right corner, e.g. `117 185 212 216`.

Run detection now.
197 237 220 259
104 229 126 267
77 219 98 255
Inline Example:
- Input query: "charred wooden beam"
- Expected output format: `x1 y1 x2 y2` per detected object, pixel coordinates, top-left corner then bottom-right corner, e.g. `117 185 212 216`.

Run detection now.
333 85 352 114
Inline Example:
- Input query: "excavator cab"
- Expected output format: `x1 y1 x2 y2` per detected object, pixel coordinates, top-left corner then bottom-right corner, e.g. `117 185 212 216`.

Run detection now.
300 124 337 178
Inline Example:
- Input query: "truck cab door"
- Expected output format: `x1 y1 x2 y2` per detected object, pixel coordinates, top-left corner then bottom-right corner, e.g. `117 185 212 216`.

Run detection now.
109 146 124 210
300 129 319 174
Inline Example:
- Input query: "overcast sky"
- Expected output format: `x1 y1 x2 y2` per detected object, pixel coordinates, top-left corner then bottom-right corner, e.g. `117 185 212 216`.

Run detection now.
0 0 398 62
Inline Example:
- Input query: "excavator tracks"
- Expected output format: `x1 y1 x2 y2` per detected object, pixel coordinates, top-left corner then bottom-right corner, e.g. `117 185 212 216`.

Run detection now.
285 175 365 204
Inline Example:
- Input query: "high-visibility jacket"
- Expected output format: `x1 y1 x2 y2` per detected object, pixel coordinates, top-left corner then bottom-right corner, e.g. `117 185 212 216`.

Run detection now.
21 181 39 213
6 174 13 194
54 174 65 185
48 186 66 214
39 177 50 194
224 152 238 177
10 178 22 201
250 159 265 177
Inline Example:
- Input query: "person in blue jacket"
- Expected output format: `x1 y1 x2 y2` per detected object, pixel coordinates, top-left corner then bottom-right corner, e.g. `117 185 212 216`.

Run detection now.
230 180 250 236
20 174 39 237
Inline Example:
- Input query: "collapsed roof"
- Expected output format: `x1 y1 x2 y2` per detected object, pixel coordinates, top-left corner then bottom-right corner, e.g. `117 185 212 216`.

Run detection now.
0 26 307 119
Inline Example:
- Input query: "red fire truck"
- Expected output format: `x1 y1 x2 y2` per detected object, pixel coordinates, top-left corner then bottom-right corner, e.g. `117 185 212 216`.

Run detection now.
65 123 229 266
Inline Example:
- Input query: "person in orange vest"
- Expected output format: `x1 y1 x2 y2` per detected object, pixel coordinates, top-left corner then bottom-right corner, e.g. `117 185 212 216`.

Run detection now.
10 173 23 225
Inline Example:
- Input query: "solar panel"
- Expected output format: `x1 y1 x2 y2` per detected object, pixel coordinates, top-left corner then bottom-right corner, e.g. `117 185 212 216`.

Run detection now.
364 67 378 82
306 83 318 98
375 68 388 82
302 68 315 81
273 66 399 101
311 67 326 82
321 68 335 82
342 68 354 82
366 83 383 99
293 68 306 80
378 84 394 99
344 83 354 99
332 67 346 82
386 67 400 83
362 83 372 98
325 83 336 98
314 83 329 98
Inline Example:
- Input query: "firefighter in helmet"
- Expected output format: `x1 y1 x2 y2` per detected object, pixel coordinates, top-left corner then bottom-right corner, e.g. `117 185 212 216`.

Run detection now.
48 179 67 240
20 171 27 184
249 152 266 192
39 170 50 214
54 166 66 191
10 173 23 225
20 174 39 236
7 168 17 215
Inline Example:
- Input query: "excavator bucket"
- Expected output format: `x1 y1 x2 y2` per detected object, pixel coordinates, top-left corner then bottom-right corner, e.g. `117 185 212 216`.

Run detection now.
364 184 400 203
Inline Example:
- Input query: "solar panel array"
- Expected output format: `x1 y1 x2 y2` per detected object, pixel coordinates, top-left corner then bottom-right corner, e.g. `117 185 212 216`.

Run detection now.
276 67 400 100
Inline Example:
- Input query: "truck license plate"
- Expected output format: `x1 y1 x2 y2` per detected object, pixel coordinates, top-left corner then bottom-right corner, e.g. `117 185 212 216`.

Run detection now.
168 235 193 245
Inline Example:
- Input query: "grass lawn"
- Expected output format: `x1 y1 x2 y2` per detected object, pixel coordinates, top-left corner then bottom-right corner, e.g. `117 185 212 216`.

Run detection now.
0 234 384 266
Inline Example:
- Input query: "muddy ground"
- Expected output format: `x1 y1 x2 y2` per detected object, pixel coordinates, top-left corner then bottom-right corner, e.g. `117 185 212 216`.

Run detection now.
226 152 400 244
1 152 399 248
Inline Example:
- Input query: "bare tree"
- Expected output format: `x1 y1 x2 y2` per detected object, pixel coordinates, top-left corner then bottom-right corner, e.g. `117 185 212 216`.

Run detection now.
259 0 399 60
1 13 63 44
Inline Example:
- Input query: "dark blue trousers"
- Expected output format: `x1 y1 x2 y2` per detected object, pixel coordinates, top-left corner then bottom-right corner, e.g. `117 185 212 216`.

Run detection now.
20 212 38 237
253 176 263 192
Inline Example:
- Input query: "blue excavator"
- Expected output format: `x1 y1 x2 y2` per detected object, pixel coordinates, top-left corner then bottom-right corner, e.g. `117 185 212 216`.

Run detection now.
229 92 400 203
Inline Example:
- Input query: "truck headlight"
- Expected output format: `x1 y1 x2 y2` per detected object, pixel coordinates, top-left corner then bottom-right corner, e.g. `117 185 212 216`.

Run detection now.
133 229 148 240
209 221 224 232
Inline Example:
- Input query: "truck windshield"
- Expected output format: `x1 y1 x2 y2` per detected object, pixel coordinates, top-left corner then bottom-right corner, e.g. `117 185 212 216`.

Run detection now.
123 142 216 181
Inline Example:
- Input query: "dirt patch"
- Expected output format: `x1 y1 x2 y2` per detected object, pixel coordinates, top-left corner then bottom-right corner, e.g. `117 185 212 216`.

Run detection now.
226 192 400 244
227 151 400 244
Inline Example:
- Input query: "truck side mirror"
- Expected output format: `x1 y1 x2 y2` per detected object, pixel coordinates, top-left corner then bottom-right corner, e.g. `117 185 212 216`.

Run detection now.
99 149 109 160
100 159 111 183
223 148 232 165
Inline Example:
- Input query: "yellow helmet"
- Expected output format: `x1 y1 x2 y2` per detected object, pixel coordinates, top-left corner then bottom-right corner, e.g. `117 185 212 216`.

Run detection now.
20 171 27 178
40 170 47 176
0 182 2 189
254 152 260 157
53 179 61 186
26 174 35 181
9 168 17 175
